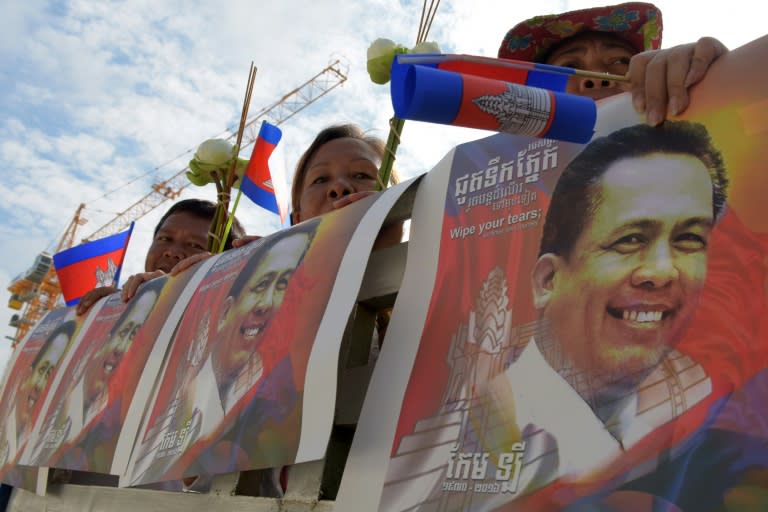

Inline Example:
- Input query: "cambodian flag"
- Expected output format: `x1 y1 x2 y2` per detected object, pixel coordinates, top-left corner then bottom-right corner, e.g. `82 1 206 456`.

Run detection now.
395 53 575 92
53 222 134 307
390 54 596 144
240 120 288 224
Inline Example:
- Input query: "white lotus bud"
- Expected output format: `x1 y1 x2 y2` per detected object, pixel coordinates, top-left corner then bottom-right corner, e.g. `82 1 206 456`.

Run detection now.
367 38 397 60
195 139 235 166
411 41 441 54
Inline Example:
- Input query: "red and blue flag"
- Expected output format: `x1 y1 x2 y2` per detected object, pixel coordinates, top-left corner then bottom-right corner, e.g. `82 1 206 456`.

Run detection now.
241 121 288 224
390 54 596 144
53 222 134 306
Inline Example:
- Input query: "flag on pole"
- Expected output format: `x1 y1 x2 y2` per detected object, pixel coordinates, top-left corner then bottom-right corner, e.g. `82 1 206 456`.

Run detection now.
53 222 134 306
390 54 596 144
240 120 288 224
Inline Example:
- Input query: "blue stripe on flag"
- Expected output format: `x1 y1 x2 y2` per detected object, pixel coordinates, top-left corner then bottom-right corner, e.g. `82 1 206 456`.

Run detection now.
258 122 282 146
241 178 279 214
53 228 133 268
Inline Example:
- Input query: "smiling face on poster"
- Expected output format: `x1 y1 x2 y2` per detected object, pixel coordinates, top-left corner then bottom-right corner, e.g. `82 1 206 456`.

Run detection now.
335 37 768 510
83 287 160 415
0 307 77 489
126 217 324 486
19 277 171 476
531 121 727 410
212 230 313 402
15 325 74 435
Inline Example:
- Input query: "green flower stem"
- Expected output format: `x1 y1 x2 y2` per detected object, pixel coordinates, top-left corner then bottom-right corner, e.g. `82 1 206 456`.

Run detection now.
218 187 245 254
378 115 405 190
208 203 225 253
207 171 227 253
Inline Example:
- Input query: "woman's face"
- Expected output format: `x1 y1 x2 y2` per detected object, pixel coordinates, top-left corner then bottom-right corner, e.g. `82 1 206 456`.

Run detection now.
295 137 381 223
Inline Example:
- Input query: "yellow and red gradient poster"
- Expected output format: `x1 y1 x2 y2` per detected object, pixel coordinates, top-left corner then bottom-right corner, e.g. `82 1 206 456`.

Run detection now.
337 35 768 512
0 307 80 492
21 268 199 478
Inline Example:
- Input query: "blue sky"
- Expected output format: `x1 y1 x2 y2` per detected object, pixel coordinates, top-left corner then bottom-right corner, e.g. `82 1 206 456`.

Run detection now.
0 0 765 373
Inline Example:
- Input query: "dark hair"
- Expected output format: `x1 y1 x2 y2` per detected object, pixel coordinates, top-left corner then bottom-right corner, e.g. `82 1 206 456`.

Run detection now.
540 120 728 258
290 124 401 224
31 320 76 369
228 217 320 300
154 199 246 250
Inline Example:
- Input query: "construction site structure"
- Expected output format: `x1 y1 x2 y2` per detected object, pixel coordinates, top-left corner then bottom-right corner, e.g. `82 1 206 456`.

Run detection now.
6 59 349 347
7 204 87 347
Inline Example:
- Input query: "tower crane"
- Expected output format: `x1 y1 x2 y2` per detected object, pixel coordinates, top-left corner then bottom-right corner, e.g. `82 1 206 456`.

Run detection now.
6 59 349 347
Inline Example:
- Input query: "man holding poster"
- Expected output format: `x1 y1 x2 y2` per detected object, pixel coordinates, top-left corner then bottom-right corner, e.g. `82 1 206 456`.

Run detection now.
128 218 319 488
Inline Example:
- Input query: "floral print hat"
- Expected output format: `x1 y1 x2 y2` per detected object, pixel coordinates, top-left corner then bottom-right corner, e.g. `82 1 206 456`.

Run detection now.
498 2 663 63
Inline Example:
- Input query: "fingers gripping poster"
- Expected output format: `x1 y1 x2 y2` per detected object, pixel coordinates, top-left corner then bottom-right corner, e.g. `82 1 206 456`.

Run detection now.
337 36 768 512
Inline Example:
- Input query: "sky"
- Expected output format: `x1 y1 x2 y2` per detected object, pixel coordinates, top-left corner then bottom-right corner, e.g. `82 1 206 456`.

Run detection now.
0 0 765 374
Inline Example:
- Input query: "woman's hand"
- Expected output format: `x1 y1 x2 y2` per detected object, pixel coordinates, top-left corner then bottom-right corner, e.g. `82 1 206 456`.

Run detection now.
332 190 378 210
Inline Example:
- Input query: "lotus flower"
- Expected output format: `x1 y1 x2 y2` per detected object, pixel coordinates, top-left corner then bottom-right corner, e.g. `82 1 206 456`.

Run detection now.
366 38 409 85
186 139 248 186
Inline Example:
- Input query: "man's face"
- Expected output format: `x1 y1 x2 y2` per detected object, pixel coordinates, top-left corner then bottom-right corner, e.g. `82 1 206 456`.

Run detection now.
144 211 211 273
545 32 636 100
215 232 310 381
84 290 158 406
17 333 69 428
536 153 714 393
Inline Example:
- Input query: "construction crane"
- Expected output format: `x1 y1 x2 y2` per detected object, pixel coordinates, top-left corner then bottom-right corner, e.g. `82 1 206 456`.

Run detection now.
6 59 349 347
7 204 87 348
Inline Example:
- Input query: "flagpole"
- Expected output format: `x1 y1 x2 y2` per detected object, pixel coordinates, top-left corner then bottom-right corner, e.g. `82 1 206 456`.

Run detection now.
398 53 630 83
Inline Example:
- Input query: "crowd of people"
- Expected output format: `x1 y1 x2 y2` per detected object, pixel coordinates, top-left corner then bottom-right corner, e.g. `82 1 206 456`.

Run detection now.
1 1 746 509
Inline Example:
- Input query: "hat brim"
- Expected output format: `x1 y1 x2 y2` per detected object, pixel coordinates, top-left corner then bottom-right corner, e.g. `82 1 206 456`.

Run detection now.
498 2 663 63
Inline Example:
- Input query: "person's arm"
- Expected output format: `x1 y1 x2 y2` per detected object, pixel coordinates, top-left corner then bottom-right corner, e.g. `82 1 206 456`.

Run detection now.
629 37 728 125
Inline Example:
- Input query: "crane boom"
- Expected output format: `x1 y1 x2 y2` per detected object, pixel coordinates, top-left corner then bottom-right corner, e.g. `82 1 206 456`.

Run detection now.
84 59 348 241
7 204 87 347
6 59 349 346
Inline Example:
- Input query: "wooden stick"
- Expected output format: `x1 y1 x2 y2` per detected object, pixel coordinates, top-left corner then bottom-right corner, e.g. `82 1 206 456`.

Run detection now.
227 63 258 191
421 0 440 44
416 0 428 44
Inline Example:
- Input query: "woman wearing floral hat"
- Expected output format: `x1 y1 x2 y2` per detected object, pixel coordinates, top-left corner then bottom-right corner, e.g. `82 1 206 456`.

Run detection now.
498 2 727 126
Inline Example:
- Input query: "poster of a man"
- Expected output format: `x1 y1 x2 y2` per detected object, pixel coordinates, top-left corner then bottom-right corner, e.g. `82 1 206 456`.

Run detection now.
6 321 76 460
486 120 728 491
25 277 165 471
0 309 77 488
128 218 320 486
370 120 742 512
